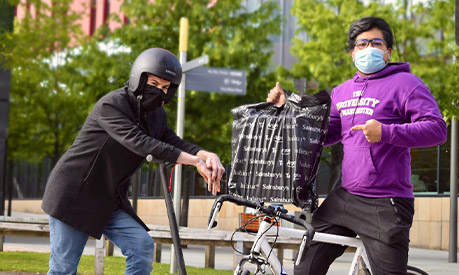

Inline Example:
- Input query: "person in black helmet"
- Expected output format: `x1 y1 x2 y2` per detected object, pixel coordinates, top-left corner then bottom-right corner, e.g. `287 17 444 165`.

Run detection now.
41 48 225 275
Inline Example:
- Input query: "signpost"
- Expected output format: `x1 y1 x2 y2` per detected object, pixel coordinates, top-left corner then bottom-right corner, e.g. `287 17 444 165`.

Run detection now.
186 66 246 95
182 55 209 73
170 17 247 274
170 17 189 275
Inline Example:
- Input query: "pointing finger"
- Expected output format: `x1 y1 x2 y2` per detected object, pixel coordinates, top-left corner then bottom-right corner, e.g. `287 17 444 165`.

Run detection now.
351 125 365 131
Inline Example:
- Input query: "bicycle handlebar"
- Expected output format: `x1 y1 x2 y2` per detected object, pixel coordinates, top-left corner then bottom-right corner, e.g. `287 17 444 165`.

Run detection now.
207 194 315 238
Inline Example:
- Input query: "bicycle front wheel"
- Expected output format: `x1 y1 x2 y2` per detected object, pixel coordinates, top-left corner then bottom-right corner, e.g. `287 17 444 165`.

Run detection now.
407 265 429 275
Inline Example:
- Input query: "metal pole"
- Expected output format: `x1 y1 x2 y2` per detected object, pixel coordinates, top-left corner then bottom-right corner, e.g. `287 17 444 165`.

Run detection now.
94 236 105 275
0 0 14 218
450 3 459 262
7 161 12 216
449 117 458 263
171 17 188 274
159 164 187 275
449 52 458 263
437 145 442 194
132 170 139 213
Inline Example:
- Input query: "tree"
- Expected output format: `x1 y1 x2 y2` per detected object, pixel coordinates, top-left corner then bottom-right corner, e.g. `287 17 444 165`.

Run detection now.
87 0 282 163
406 0 458 120
2 0 92 165
1 0 281 196
288 0 457 190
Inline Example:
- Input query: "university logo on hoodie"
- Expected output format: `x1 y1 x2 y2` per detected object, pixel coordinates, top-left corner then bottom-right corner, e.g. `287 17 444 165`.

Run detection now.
335 89 381 117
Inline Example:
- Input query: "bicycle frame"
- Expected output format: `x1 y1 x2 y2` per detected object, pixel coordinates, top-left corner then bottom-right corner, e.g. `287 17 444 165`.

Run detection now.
209 195 426 275
207 195 371 275
240 215 372 275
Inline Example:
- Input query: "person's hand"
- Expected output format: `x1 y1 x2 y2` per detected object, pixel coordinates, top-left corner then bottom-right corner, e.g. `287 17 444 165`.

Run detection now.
176 152 213 189
266 82 286 107
195 159 213 188
196 151 225 195
351 119 382 143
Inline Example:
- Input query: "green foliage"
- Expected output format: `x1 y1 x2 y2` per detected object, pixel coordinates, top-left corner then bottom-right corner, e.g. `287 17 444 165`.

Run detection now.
5 0 457 169
0 0 15 65
289 0 458 119
290 0 391 89
2 0 93 164
0 251 233 274
288 0 458 188
405 0 458 120
0 0 15 33
107 0 281 163
2 1 281 165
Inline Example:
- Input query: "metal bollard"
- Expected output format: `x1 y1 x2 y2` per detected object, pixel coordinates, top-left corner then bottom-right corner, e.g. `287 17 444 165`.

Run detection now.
95 236 105 275
233 232 244 271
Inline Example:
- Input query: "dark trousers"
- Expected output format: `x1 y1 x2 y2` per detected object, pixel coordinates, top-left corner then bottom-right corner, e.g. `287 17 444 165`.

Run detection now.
294 186 414 275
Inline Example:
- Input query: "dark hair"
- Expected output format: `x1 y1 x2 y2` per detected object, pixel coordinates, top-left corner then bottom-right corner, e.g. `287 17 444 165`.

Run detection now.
348 17 393 50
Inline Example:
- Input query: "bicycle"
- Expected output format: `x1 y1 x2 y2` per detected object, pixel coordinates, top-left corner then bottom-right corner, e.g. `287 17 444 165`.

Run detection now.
207 194 429 275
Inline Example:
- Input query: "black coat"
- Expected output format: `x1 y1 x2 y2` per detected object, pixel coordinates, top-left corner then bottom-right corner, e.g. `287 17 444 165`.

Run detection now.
41 87 201 238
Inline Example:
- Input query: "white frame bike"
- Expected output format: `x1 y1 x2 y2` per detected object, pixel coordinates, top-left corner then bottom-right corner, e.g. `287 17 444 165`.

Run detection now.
207 195 428 275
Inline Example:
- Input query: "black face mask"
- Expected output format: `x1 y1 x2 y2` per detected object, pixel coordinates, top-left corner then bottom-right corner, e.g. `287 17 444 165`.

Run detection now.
140 85 166 111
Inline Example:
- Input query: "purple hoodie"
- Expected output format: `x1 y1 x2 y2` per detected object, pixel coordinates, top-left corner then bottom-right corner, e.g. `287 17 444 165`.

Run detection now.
326 62 447 198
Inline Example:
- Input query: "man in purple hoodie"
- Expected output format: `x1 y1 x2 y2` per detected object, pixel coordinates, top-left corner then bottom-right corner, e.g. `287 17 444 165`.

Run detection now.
267 17 447 274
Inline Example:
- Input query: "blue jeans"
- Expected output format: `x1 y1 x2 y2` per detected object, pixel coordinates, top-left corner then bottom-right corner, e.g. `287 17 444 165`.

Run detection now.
48 209 154 275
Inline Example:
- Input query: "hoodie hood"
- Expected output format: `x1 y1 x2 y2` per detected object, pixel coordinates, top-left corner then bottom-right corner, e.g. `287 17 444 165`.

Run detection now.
352 62 411 83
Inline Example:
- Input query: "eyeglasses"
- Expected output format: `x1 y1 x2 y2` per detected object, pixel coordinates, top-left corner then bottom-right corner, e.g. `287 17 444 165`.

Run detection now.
354 38 387 50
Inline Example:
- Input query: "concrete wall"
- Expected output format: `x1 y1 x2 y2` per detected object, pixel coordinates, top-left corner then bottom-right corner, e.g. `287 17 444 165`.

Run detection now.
7 197 459 251
410 197 458 250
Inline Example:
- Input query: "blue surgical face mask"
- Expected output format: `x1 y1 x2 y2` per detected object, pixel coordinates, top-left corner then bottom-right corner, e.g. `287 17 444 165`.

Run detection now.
353 47 389 74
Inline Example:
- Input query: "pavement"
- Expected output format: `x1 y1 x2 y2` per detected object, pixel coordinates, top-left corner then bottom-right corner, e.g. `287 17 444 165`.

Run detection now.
2 212 459 274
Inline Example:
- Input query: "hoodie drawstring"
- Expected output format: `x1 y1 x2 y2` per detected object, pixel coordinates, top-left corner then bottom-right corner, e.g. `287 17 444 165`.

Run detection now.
350 76 370 129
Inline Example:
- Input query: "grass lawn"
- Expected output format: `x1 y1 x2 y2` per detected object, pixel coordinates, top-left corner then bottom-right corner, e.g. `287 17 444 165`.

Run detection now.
0 251 234 274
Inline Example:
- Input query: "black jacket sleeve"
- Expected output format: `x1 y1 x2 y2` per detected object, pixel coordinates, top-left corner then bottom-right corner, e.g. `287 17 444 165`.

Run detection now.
161 127 202 155
97 94 182 163
149 108 203 156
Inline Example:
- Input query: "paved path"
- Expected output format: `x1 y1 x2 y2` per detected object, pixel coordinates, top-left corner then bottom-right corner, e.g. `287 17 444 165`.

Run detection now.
2 234 459 274
2 211 459 274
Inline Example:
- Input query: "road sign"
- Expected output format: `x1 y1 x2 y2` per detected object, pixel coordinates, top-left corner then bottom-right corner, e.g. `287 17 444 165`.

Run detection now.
182 55 208 72
185 66 246 95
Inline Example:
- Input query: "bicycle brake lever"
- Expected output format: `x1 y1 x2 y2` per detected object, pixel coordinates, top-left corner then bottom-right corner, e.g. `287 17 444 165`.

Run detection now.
207 201 221 231
295 233 309 266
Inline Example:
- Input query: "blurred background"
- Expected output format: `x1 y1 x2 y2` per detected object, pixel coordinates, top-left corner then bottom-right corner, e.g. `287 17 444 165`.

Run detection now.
0 0 457 209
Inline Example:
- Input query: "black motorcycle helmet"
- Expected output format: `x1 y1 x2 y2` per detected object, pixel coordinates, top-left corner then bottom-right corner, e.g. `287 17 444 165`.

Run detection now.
127 48 182 103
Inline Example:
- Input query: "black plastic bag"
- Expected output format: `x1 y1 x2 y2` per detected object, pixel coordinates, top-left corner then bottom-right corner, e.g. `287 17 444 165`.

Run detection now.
228 90 331 211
